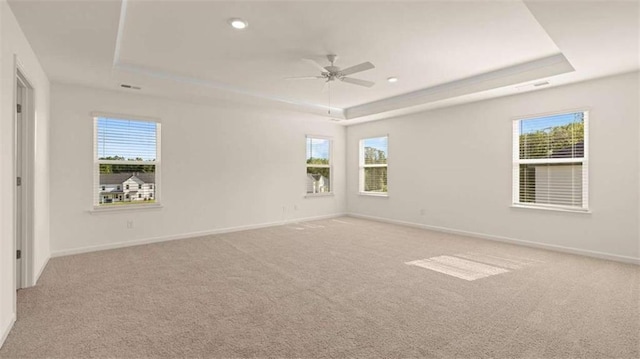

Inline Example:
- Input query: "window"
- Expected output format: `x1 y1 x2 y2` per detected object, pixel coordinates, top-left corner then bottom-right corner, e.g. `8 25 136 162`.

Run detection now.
359 136 388 194
94 116 160 207
306 136 332 194
513 111 588 210
138 184 142 189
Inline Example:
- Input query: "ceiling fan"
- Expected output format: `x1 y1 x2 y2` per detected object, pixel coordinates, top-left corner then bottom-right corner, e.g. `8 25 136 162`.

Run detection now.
286 54 375 88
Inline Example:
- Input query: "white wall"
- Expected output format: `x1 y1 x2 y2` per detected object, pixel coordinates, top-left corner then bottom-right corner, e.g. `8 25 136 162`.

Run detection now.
50 83 346 256
0 0 50 347
347 72 640 262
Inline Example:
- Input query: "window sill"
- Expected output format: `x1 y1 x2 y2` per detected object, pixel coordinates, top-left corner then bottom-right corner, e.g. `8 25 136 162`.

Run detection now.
511 204 590 214
305 193 334 198
359 192 389 197
89 203 163 214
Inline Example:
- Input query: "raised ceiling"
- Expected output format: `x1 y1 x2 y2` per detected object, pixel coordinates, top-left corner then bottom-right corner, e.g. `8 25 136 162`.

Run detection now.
8 0 639 124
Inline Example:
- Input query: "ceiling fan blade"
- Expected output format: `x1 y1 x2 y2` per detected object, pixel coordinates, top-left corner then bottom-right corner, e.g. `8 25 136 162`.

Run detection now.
340 62 375 76
303 58 328 73
285 76 324 80
341 77 375 87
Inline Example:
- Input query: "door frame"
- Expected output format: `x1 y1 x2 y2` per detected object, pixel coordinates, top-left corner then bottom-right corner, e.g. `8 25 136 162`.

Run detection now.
14 56 35 290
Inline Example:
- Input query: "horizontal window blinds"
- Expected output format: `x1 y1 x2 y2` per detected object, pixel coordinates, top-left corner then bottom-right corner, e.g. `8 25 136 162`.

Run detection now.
96 118 157 161
514 112 587 209
94 117 160 207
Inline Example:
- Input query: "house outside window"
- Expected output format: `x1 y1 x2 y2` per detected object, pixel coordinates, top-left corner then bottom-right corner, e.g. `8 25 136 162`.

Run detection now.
306 136 332 195
359 136 388 195
94 115 160 207
513 111 588 211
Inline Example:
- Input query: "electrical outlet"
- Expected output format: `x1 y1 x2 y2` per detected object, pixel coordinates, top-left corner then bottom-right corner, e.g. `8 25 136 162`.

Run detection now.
420 209 426 216
126 220 134 229
294 205 298 211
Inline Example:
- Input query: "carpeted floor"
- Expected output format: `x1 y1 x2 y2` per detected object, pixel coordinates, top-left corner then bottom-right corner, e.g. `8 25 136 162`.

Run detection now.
1 217 639 358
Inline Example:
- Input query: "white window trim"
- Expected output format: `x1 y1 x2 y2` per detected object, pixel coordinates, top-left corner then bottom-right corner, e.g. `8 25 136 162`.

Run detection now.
92 114 162 211
511 203 590 214
305 135 333 197
512 110 589 212
359 135 389 197
304 192 334 199
89 203 163 214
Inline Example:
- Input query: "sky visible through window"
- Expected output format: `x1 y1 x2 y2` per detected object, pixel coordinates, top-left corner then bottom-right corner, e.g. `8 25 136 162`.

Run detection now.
306 138 329 160
97 117 157 161
520 112 583 134
363 137 388 154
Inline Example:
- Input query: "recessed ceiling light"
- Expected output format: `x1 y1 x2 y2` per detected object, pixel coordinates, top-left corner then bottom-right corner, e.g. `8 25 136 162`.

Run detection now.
229 18 248 29
387 77 398 83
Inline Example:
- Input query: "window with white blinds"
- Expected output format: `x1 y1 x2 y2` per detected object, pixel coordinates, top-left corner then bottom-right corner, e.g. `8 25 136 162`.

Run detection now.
513 111 588 210
306 136 332 195
359 136 388 194
94 116 161 207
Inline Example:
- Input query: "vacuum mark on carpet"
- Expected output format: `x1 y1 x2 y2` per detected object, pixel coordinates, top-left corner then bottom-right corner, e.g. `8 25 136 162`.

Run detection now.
287 223 326 230
331 219 352 224
406 255 510 281
455 253 526 269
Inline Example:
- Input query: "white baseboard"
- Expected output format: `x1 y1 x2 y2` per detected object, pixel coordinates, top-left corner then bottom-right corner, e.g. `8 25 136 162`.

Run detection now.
348 213 640 265
51 213 346 258
0 314 16 349
33 255 50 285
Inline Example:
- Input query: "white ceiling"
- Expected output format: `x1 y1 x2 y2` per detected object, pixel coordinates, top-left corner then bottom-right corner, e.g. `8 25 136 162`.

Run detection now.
8 0 639 124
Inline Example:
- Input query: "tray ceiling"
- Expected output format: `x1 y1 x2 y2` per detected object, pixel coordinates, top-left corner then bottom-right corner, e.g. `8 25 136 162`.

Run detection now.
8 0 639 123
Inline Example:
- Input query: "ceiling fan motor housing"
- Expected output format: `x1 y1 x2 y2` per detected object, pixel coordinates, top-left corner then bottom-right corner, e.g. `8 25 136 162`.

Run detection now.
323 54 341 81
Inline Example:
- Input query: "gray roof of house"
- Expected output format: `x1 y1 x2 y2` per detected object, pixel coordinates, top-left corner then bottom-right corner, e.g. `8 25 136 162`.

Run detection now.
100 172 155 185
551 141 584 158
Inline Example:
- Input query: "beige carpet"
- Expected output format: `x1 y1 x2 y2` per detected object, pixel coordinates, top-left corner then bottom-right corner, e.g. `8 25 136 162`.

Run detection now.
1 217 638 358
